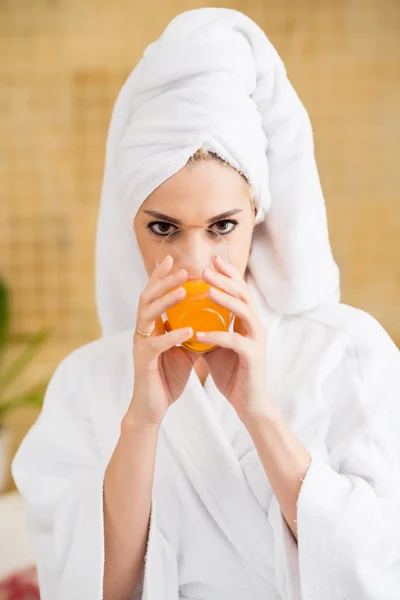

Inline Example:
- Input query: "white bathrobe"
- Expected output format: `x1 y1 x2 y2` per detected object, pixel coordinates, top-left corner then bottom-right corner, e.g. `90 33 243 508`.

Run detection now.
11 7 400 600
12 292 400 600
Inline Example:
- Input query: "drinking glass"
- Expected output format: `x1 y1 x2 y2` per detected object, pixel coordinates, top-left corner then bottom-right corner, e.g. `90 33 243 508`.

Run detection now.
156 229 233 352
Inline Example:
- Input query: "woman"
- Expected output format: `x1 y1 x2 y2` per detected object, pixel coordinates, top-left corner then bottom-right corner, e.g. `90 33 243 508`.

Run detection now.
12 8 400 600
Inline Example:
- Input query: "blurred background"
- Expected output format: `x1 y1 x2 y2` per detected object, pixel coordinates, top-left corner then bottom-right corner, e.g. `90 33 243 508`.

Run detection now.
0 0 399 588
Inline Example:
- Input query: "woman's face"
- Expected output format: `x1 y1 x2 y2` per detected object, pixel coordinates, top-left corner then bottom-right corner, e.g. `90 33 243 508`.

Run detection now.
134 160 256 278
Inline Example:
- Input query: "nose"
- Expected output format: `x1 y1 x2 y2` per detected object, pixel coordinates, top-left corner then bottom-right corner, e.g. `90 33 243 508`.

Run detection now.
179 229 213 277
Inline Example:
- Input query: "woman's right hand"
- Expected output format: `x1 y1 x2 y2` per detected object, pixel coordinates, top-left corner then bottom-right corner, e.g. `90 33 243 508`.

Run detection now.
128 254 197 427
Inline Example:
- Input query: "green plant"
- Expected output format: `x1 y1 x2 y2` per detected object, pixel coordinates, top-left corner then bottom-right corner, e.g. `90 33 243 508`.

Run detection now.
0 277 50 428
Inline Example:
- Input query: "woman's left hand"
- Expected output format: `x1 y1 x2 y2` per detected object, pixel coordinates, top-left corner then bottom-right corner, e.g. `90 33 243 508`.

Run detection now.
197 255 274 423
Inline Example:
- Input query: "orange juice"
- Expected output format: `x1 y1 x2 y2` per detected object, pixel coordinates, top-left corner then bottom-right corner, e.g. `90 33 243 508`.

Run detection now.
166 279 232 352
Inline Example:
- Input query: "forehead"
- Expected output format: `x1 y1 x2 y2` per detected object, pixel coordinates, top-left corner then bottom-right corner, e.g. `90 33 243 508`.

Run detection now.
140 160 251 221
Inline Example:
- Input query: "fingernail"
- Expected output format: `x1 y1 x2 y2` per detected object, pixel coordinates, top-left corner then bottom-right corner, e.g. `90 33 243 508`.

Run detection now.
196 332 206 339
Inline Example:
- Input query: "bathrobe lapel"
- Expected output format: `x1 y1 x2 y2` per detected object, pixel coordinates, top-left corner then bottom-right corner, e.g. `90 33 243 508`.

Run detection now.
162 370 276 590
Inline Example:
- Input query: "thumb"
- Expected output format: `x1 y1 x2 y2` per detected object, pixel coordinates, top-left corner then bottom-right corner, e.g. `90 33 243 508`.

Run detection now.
164 321 198 365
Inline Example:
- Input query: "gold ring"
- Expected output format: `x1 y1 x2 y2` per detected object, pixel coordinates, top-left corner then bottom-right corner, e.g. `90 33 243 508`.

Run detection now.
136 327 153 338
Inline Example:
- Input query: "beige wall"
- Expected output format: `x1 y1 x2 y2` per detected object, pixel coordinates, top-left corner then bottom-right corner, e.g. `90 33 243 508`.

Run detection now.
1 0 399 489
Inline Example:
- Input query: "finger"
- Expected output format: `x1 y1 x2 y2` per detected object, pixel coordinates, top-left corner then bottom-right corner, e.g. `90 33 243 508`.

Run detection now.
141 286 186 326
150 253 174 282
207 288 257 336
144 327 193 357
211 256 258 311
213 255 245 285
203 267 250 303
195 330 251 358
142 268 188 305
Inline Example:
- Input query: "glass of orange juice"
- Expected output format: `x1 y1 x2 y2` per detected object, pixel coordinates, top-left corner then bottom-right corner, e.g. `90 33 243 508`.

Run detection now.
156 229 233 353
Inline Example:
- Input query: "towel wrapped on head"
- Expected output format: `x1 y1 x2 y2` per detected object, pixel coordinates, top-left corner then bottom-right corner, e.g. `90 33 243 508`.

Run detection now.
96 7 340 337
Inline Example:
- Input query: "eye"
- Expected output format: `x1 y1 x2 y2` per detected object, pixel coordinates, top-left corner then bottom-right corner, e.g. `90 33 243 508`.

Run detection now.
210 219 239 236
147 221 178 237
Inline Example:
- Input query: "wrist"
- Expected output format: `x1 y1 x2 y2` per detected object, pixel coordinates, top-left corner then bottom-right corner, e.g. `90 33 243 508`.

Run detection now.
122 409 163 432
239 399 282 431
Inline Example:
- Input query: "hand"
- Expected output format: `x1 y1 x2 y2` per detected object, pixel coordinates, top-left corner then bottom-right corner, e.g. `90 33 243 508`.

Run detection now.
197 256 272 422
129 255 198 427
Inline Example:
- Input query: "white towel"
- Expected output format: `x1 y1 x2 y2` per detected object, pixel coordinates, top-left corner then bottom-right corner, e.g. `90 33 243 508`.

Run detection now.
95 7 340 337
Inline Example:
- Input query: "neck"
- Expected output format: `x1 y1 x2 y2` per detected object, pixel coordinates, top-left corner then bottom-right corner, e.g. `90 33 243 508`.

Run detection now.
194 357 209 387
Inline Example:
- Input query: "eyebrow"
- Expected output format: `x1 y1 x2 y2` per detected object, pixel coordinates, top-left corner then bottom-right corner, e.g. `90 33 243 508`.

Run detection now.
143 209 243 225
